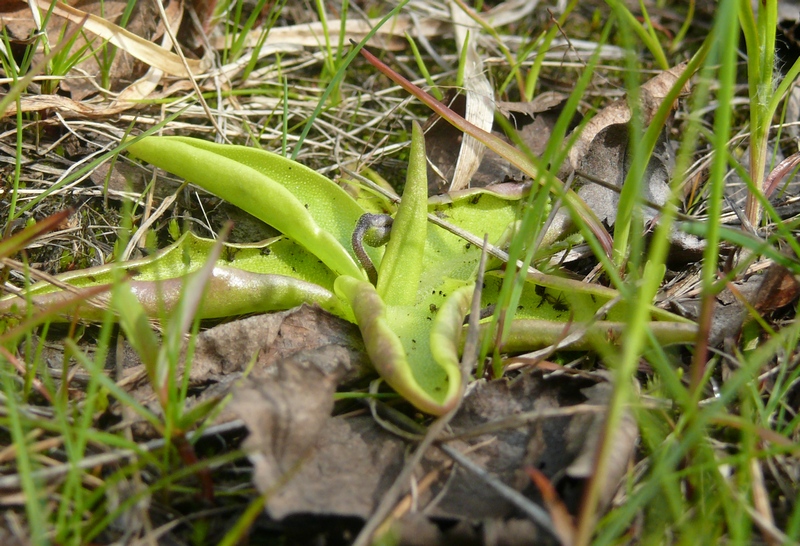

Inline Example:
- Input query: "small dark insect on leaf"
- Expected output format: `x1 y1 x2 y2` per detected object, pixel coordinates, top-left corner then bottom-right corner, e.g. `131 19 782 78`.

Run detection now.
535 285 548 308
551 293 569 312
430 303 439 313
535 288 569 311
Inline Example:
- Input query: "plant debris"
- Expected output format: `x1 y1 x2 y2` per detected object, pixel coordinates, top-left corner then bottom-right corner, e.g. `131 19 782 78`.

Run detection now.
2 0 800 544
235 369 634 540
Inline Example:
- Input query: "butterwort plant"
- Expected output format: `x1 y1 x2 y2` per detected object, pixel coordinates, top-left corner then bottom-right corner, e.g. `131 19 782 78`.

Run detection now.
123 122 495 414
2 123 696 414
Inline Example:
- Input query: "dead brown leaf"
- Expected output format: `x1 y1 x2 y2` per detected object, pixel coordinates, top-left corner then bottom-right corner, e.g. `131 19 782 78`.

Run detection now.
3 94 142 118
0 3 36 44
424 92 579 193
574 124 672 227
56 0 160 101
247 413 407 520
675 263 800 346
564 65 706 255
1 0 205 118
526 467 576 546
753 264 800 314
561 381 638 512
561 64 690 241
567 62 689 171
39 0 206 78
111 305 372 436
231 347 353 505
235 370 634 537
388 514 553 546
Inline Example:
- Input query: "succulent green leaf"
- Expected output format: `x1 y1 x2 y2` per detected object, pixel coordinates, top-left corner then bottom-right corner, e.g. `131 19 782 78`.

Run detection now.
480 272 692 324
5 132 697 418
481 319 697 352
429 283 473 387
1 268 346 322
3 231 334 290
112 280 160 379
424 188 522 288
0 233 347 320
376 121 428 305
335 275 466 415
334 276 411 393
126 136 367 280
135 267 346 320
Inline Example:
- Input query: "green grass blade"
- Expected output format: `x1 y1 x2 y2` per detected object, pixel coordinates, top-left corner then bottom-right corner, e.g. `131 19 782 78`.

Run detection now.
291 0 411 159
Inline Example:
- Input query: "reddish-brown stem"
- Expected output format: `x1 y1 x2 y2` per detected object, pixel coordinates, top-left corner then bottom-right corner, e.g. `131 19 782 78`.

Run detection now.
0 346 53 405
357 45 614 258
174 435 216 504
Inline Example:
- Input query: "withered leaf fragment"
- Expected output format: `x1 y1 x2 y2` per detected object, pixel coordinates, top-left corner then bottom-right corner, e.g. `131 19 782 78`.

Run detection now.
112 305 371 437
235 371 634 535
